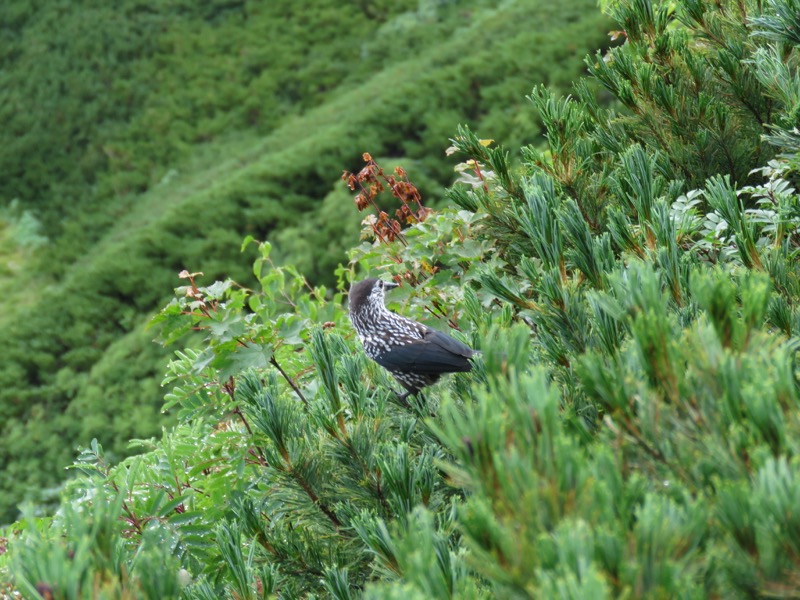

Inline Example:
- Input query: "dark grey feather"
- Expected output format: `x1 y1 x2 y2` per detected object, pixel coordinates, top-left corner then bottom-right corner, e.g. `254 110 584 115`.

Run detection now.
373 329 473 375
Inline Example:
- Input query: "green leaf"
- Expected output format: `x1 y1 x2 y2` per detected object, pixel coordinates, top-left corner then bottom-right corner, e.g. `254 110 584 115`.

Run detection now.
213 342 273 380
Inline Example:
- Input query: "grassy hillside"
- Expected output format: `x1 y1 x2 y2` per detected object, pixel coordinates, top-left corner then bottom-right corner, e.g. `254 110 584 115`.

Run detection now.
0 0 613 522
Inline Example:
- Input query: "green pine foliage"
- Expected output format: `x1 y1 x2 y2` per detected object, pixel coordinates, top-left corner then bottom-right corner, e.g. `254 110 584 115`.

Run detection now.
5 0 800 597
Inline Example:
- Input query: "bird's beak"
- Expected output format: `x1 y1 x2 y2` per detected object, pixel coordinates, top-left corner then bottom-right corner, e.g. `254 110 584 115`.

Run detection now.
384 281 399 290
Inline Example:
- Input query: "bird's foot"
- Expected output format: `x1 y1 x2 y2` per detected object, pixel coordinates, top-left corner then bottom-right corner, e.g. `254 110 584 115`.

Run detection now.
395 390 412 406
394 390 436 418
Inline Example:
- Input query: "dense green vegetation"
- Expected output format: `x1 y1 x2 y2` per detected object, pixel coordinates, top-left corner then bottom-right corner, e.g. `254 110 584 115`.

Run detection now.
0 0 613 522
6 0 800 596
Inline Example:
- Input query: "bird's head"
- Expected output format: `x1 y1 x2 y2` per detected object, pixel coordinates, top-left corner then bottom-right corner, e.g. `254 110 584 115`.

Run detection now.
349 278 399 315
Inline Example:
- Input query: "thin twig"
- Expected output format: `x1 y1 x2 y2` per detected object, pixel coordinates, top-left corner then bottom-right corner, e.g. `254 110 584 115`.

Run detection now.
270 355 308 406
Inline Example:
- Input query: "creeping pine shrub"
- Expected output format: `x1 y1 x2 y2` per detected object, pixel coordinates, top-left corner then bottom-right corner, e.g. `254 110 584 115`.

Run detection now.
6 0 800 597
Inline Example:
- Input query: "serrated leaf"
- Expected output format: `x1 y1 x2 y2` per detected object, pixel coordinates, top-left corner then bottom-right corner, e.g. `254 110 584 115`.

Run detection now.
192 348 216 374
448 239 483 259
203 280 234 300
208 314 247 342
278 316 307 345
143 489 167 514
179 523 216 536
213 342 273 379
181 535 217 549
169 510 204 526
158 494 189 517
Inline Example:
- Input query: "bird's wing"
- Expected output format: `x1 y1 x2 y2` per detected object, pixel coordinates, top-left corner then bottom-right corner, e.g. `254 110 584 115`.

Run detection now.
374 328 474 374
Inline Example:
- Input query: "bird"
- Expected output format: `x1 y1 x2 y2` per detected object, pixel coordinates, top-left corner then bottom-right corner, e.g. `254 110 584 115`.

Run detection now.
348 278 476 403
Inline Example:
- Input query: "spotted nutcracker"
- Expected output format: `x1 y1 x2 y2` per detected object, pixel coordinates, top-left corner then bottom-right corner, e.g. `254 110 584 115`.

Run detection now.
348 278 475 402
